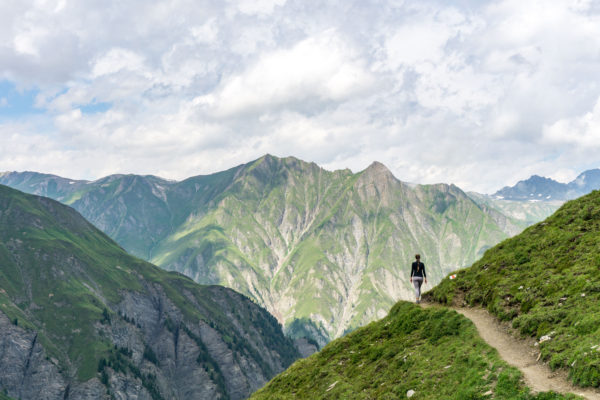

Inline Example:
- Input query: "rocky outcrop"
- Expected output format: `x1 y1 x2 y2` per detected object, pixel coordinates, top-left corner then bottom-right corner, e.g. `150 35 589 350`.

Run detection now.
0 313 65 399
0 184 299 400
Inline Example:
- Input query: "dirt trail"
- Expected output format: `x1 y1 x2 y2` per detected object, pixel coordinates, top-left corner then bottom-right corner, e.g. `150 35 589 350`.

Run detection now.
423 303 600 400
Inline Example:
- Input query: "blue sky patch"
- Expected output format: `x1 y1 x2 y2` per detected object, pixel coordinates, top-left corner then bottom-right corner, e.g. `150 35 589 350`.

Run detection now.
80 101 111 114
0 80 43 118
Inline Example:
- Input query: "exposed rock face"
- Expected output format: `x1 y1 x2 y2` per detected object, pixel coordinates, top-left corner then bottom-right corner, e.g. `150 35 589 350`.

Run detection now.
0 312 66 399
468 191 562 226
292 338 319 358
0 155 524 343
0 185 299 400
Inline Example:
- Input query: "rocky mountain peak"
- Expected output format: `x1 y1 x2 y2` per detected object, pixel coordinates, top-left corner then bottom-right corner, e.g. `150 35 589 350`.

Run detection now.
493 168 600 201
361 161 397 182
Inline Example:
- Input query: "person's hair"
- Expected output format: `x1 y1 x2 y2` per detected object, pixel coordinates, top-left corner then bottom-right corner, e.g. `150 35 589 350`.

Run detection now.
415 254 420 260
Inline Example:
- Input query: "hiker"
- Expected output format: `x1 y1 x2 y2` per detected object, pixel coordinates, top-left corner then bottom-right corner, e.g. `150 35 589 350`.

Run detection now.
410 254 427 304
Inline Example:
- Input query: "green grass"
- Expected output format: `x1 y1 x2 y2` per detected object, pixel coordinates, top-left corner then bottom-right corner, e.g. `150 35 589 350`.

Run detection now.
251 301 578 400
0 391 16 400
427 190 600 388
0 184 299 385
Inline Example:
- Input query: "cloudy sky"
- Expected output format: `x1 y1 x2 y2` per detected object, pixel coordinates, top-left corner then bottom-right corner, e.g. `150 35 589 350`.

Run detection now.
1 0 600 193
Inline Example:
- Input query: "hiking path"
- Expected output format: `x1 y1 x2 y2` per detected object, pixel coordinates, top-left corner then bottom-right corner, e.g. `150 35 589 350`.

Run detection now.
422 303 600 400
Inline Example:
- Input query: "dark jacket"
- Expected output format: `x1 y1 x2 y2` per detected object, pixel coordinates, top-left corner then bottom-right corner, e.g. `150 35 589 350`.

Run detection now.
411 261 426 278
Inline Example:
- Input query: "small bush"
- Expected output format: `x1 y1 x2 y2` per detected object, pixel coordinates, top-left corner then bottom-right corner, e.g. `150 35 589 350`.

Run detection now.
143 345 158 365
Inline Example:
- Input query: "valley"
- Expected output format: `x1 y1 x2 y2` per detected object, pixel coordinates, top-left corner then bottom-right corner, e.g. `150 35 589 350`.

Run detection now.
0 185 299 399
1 155 533 344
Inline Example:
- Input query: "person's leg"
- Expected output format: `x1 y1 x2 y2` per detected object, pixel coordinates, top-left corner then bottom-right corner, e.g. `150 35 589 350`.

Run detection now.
412 277 423 303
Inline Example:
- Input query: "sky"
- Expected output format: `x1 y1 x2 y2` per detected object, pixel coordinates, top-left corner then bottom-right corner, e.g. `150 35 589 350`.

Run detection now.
1 0 600 193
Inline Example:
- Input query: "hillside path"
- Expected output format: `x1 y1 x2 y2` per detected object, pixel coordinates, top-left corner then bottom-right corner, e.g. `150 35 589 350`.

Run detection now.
423 303 600 400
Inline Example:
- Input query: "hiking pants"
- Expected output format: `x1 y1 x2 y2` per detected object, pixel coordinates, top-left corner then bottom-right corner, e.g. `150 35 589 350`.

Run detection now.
412 276 423 299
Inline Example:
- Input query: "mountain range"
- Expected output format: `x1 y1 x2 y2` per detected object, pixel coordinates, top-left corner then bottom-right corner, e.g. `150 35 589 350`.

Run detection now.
6 157 597 346
492 169 600 201
2 157 600 399
253 181 600 399
0 184 299 400
1 155 528 345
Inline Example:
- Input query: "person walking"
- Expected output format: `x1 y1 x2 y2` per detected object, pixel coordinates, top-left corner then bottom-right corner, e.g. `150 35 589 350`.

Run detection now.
410 254 427 304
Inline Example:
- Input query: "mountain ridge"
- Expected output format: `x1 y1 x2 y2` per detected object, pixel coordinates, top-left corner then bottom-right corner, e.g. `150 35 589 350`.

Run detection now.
0 184 299 400
0 155 526 344
493 169 600 201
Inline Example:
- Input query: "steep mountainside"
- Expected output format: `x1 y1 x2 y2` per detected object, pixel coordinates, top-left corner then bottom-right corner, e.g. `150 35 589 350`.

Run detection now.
0 156 522 343
468 192 562 226
0 185 298 400
251 301 576 400
428 190 600 388
493 169 600 201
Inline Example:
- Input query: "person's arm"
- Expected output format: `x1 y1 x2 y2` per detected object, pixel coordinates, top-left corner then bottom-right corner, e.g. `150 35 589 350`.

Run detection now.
423 263 427 284
410 262 414 282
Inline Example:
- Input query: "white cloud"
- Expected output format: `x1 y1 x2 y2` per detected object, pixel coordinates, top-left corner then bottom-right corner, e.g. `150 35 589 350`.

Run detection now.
543 97 600 148
384 8 468 68
230 0 287 16
197 30 375 117
190 19 219 44
91 48 147 78
13 26 47 57
1 0 600 194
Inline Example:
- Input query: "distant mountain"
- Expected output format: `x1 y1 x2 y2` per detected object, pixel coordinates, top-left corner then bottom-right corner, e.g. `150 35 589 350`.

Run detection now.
467 192 562 226
0 171 89 201
492 169 600 201
0 156 523 344
428 189 600 387
568 168 600 194
0 184 299 400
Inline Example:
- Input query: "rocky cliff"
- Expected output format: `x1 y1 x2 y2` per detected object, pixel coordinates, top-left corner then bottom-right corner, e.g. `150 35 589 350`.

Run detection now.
0 184 299 400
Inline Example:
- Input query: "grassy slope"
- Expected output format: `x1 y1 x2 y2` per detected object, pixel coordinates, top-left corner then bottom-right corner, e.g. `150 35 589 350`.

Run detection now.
427 190 600 387
251 301 577 400
0 184 298 383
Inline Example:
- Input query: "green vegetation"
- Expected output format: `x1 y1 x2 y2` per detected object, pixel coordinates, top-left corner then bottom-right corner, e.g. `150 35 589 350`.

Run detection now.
251 302 577 400
0 156 529 344
0 184 299 393
428 190 600 388
0 390 16 400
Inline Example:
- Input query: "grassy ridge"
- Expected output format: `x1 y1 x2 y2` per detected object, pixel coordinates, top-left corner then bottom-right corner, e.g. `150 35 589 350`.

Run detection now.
427 190 600 387
0 184 298 386
251 302 577 400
